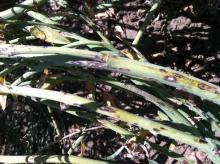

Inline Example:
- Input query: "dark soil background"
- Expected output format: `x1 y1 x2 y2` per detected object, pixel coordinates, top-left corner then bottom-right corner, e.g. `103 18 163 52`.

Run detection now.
1 0 220 163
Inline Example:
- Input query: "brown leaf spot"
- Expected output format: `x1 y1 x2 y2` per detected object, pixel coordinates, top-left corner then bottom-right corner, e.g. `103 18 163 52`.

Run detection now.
143 77 155 81
117 68 130 72
160 127 166 130
164 76 177 82
100 106 116 113
152 128 160 132
174 73 184 79
197 83 219 94
160 68 167 73
194 138 207 144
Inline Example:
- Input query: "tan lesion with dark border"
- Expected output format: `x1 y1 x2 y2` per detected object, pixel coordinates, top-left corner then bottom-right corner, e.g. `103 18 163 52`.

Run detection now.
160 69 220 95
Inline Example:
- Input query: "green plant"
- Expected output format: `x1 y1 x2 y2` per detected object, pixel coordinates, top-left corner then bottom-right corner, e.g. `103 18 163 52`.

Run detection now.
0 0 220 163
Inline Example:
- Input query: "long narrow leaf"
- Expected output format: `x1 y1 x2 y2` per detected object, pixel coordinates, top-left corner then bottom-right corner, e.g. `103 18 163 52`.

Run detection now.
0 85 219 162
0 44 219 106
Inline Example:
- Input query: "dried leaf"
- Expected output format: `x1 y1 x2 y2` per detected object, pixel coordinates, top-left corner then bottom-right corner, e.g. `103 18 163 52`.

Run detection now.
84 0 95 18
0 76 7 110
26 25 71 44
121 49 140 60
0 23 5 43
38 68 50 88
79 142 87 157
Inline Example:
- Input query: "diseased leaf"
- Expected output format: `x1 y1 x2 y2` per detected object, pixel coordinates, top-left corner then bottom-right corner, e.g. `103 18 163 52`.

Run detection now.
121 49 140 60
26 25 71 44
0 76 7 110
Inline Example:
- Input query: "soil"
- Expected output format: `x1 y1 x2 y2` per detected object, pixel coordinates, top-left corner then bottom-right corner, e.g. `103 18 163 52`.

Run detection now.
1 0 220 163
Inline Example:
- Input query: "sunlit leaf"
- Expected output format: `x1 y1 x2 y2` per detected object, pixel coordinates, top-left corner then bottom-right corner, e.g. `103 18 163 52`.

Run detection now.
39 68 53 89
27 10 58 25
0 76 7 110
121 49 140 60
0 23 5 43
26 25 71 44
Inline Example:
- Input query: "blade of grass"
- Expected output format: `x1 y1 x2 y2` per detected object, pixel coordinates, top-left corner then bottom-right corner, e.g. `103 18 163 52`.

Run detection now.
63 40 117 52
47 106 62 136
0 61 25 76
26 10 58 25
132 0 161 46
11 63 48 86
71 9 118 52
68 134 86 155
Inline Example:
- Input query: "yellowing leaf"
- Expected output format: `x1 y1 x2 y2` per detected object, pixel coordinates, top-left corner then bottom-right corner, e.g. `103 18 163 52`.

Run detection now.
41 82 51 89
0 24 5 30
39 68 51 89
0 76 7 110
27 25 71 44
121 49 140 60
43 68 49 76
0 23 6 43
169 142 176 151
79 142 87 157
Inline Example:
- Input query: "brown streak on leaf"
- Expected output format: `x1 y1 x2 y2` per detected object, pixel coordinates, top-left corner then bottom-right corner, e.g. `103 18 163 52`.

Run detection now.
160 68 167 73
164 76 177 82
152 128 160 132
198 83 219 94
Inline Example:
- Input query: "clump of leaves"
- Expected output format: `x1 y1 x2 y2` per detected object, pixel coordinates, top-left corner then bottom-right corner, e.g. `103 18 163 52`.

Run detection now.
0 0 220 163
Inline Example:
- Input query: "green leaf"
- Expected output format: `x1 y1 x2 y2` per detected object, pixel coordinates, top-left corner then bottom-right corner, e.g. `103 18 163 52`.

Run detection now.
149 160 159 164
26 10 58 25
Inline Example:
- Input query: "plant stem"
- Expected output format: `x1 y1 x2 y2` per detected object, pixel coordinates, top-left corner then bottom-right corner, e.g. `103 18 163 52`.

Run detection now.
132 0 161 46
